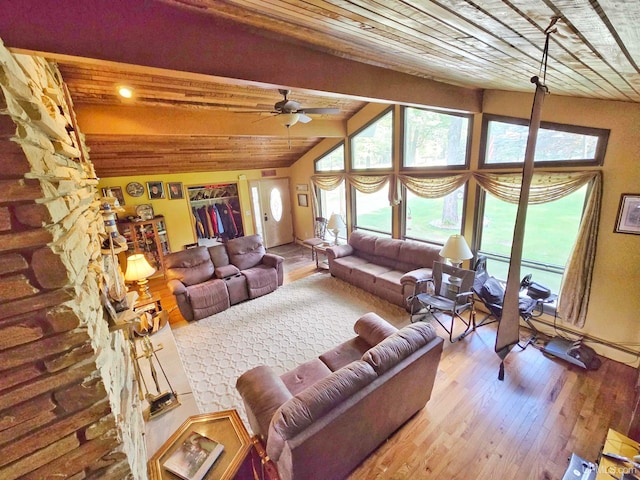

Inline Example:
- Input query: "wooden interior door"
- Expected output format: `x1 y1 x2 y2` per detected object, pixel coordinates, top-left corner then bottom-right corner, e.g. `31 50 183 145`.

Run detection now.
251 178 294 248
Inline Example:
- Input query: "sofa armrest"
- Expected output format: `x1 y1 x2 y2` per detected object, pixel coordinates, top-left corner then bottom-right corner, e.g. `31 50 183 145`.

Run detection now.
214 264 240 279
236 366 293 439
166 279 187 296
326 244 353 259
262 253 284 268
400 268 433 286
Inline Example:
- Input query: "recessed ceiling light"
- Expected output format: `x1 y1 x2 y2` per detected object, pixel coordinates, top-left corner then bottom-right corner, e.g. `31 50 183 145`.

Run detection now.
118 86 133 98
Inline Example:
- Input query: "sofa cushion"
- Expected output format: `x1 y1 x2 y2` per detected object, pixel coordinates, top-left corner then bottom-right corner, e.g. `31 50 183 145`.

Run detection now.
243 265 278 299
208 244 231 267
280 358 332 396
353 312 398 346
375 270 407 296
269 360 377 459
227 234 266 270
319 337 371 372
186 279 230 318
397 240 441 269
165 246 214 286
362 322 438 375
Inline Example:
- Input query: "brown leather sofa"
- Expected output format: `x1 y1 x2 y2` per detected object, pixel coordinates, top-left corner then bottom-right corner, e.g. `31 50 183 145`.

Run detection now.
326 230 442 309
165 234 284 321
236 312 443 480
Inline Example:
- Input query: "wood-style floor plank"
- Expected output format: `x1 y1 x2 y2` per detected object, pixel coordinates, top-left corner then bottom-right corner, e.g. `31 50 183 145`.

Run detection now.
148 246 636 480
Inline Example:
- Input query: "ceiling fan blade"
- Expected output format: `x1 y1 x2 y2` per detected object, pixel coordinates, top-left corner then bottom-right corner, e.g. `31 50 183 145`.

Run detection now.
298 114 312 123
299 108 340 115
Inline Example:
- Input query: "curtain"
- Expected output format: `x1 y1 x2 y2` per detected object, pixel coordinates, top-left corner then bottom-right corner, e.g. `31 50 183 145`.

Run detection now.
474 170 602 327
398 173 470 199
557 172 602 327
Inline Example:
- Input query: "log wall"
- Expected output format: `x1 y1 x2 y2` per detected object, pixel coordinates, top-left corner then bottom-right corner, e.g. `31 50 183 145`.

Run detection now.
0 40 146 479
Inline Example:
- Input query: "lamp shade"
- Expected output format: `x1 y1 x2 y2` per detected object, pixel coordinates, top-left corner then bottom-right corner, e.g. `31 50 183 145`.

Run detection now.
278 113 300 127
327 213 345 231
124 254 156 282
439 234 473 265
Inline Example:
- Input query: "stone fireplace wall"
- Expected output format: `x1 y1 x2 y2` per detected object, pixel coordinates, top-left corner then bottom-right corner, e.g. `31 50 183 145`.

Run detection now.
0 41 146 478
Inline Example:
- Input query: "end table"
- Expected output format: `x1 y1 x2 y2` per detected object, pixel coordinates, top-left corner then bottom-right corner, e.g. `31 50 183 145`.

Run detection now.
148 410 279 480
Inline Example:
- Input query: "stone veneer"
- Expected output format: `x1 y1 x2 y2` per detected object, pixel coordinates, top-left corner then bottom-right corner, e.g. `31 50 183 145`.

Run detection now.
0 39 146 478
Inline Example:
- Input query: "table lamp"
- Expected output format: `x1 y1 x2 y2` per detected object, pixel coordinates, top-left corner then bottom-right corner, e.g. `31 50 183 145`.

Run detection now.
124 254 156 299
439 234 473 268
327 213 345 245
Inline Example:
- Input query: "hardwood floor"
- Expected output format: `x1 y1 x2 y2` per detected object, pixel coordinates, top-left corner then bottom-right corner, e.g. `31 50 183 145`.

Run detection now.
148 248 636 480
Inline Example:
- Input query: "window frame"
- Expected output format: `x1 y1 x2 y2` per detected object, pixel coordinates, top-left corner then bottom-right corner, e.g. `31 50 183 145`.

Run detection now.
350 184 393 237
400 106 473 171
314 141 346 173
472 183 590 295
349 107 395 172
478 113 609 169
400 179 469 246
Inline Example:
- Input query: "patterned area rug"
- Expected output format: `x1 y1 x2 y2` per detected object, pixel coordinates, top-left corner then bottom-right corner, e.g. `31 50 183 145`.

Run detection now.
172 273 408 430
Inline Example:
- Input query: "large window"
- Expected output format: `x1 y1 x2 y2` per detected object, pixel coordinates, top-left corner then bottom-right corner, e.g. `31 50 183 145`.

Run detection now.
480 114 608 167
315 143 344 172
477 186 588 293
351 110 393 170
403 107 471 168
353 184 392 236
404 185 466 244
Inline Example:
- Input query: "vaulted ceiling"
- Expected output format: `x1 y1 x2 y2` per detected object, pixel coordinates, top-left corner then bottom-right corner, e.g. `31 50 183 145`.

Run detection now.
1 0 638 177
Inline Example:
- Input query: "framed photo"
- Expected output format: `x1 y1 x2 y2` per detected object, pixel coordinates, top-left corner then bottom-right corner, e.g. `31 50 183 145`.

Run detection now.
296 184 309 192
147 181 165 199
167 182 184 200
614 193 640 234
101 186 125 206
297 193 308 207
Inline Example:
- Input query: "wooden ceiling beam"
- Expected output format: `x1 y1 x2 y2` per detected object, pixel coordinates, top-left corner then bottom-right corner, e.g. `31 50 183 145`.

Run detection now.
74 105 347 137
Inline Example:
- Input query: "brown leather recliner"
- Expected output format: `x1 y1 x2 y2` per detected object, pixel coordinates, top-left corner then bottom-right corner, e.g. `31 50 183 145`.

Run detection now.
165 235 284 321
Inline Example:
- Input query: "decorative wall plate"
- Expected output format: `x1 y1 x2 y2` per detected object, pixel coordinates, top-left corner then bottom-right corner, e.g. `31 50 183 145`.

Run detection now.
135 204 154 220
126 182 144 197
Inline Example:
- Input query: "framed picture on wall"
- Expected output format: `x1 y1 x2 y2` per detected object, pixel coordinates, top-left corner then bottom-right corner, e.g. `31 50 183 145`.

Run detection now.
147 181 165 199
167 182 184 200
101 186 126 206
297 193 308 207
614 193 640 234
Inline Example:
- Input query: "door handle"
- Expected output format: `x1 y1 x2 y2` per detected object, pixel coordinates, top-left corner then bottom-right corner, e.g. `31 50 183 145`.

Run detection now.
264 213 268 221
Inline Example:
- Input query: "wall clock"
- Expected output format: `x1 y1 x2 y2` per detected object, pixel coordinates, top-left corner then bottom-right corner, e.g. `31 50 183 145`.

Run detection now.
126 182 144 197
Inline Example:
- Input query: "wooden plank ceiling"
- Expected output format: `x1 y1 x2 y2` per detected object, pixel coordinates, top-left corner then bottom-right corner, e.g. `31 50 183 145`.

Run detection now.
56 60 365 177
46 0 640 177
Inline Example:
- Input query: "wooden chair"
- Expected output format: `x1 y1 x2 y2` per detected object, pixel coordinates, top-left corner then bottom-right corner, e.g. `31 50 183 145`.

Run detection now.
302 217 328 259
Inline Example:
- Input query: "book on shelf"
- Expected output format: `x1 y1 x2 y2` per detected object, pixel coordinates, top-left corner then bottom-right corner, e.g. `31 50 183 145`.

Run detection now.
163 431 224 480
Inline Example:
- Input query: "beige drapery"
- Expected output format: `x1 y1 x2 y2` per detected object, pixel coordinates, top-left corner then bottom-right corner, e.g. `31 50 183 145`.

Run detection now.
311 170 601 326
311 173 469 204
473 171 602 327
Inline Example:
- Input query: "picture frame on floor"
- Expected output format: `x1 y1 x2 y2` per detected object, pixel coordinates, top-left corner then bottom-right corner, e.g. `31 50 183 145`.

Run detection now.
614 193 640 234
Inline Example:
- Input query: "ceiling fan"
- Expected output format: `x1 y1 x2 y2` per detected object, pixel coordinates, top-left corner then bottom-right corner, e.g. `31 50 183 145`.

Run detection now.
256 89 340 127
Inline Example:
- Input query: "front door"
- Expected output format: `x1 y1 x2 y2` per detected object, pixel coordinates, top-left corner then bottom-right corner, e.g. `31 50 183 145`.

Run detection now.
250 178 294 248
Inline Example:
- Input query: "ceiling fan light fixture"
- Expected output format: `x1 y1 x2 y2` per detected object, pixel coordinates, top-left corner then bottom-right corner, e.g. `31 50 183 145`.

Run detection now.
278 112 300 127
